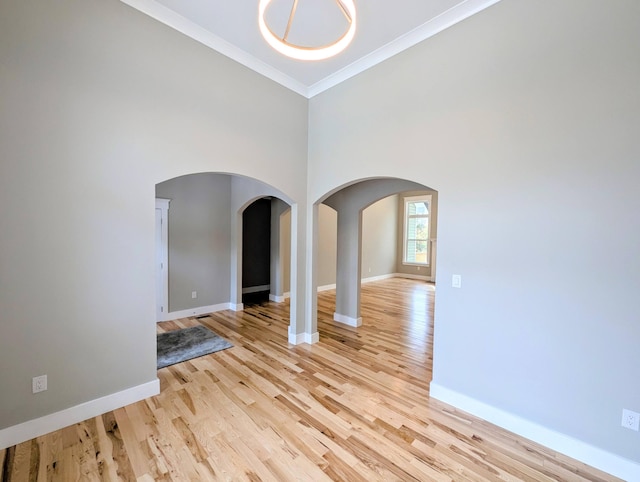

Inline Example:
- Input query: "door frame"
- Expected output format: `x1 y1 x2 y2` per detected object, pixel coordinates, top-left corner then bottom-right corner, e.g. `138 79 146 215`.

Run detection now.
156 198 170 321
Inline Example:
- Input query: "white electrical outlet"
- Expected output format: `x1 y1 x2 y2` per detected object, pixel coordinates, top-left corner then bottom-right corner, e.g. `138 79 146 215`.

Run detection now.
452 274 462 288
621 409 640 431
191 291 197 299
32 375 47 394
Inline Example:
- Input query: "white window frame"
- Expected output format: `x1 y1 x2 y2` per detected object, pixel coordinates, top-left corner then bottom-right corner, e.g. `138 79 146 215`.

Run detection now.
402 194 431 266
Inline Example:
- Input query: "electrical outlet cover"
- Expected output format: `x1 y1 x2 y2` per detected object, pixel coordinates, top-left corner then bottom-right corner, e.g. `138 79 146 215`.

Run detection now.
32 375 47 393
621 409 640 431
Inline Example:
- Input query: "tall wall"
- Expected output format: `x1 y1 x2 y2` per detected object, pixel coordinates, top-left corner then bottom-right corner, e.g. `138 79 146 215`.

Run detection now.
2 0 639 473
0 0 307 433
308 0 640 465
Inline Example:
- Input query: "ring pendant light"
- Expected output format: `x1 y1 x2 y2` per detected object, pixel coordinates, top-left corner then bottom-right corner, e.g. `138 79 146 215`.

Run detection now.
258 0 357 61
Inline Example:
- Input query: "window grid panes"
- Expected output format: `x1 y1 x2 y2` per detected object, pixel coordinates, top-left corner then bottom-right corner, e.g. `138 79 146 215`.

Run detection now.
404 196 430 265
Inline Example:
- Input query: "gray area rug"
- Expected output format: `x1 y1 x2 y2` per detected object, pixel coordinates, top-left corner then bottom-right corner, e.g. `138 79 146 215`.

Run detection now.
157 325 232 369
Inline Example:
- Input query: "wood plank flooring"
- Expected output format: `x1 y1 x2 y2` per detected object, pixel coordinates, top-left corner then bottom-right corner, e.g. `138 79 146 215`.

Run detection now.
1 278 619 481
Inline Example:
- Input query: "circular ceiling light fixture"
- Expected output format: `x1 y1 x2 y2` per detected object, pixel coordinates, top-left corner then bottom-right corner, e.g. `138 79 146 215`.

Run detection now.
258 0 357 61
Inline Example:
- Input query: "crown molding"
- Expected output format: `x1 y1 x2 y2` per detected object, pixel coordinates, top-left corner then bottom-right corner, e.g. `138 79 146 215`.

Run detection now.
120 0 501 99
307 0 501 97
119 0 310 97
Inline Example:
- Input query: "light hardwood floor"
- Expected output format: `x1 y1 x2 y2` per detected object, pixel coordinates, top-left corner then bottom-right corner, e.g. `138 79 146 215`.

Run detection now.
1 278 619 481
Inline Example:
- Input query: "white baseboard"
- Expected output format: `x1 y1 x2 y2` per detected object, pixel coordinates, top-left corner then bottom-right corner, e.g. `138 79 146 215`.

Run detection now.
0 379 159 450
269 294 286 302
317 283 336 292
288 328 319 345
288 327 305 345
395 272 429 281
242 284 270 294
429 383 640 481
163 302 230 321
304 332 320 344
333 312 362 327
361 273 396 283
318 273 430 293
230 303 243 312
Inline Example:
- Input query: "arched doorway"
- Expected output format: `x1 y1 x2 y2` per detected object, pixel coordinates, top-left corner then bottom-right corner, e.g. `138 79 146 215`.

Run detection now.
154 172 296 339
309 177 438 339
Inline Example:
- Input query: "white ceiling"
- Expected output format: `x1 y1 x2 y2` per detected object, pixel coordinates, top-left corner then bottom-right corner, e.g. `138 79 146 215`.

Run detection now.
121 0 500 98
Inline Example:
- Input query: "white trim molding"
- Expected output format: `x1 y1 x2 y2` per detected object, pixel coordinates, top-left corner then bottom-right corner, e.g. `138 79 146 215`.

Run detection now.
288 328 319 345
317 283 337 292
155 198 170 322
307 0 502 97
429 383 640 482
163 302 231 321
288 327 305 345
304 332 320 344
269 291 291 302
0 379 159 450
395 272 430 282
230 303 244 312
119 0 308 96
120 0 501 98
361 273 396 284
333 312 362 327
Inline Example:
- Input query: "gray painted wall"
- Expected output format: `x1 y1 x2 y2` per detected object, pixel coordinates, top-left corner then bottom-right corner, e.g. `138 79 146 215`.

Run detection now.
2 0 639 470
270 199 290 298
156 174 232 311
362 195 399 279
308 0 640 463
309 0 640 461
281 209 292 293
317 204 338 287
0 0 307 431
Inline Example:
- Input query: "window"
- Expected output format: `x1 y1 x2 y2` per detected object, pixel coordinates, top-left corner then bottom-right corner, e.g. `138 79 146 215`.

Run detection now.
403 195 431 265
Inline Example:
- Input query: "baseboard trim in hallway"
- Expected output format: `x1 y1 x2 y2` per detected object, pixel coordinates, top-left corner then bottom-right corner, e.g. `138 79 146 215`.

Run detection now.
0 379 160 450
430 382 640 481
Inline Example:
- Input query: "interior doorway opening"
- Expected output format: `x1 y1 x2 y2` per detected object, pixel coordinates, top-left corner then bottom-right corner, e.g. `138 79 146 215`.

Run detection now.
313 177 438 337
154 172 295 339
242 198 271 304
241 197 292 306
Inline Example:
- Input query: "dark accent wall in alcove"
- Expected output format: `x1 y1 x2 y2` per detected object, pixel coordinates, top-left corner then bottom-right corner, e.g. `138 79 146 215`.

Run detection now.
242 198 271 302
